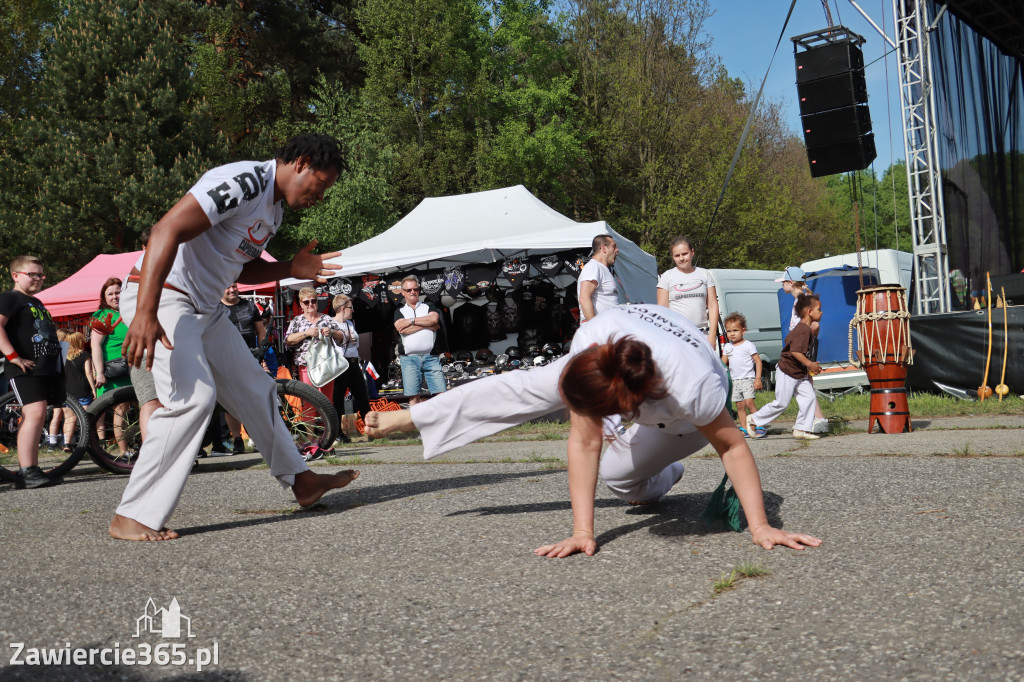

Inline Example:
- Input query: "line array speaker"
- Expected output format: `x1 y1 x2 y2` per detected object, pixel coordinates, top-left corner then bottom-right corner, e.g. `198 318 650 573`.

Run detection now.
794 33 875 177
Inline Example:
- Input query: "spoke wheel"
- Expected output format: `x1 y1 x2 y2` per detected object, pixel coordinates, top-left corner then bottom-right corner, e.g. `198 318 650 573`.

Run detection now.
0 391 87 482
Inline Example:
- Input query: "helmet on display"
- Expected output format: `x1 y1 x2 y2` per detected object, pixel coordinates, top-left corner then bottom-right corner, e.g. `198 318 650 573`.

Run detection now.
439 352 454 364
504 346 523 360
532 355 548 367
542 343 560 359
475 348 495 363
495 353 510 369
509 358 523 369
455 350 474 363
525 344 542 357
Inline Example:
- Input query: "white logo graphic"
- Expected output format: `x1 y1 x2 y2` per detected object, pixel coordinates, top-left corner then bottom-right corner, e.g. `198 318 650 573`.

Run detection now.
134 597 195 639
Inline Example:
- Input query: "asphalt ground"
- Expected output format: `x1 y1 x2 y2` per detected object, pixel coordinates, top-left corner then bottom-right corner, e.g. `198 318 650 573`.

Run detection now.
1 415 1023 680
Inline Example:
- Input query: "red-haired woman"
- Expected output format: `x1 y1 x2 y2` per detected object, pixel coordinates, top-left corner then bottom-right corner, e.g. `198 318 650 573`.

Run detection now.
366 304 821 558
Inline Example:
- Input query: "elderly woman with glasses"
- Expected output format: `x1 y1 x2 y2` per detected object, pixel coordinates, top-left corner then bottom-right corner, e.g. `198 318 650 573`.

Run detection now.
329 294 370 444
285 286 346 401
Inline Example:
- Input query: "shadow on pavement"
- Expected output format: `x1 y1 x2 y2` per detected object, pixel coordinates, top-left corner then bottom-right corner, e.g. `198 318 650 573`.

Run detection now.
173 469 564 537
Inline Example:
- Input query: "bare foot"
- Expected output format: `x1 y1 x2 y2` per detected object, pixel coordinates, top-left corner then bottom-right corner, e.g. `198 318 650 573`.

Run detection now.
364 410 415 439
292 469 360 507
109 514 179 541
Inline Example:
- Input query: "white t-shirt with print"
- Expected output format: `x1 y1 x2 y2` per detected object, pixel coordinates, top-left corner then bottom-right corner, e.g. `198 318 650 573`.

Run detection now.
723 340 759 380
657 267 716 328
576 259 619 321
569 304 727 433
134 159 282 314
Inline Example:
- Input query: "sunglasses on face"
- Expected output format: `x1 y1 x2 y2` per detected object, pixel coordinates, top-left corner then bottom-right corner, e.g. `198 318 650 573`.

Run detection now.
403 287 420 293
15 272 46 280
300 299 317 305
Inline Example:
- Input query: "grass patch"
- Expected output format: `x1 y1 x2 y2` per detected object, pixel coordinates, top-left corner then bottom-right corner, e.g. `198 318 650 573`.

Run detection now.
713 560 771 595
326 455 388 465
754 390 1024 420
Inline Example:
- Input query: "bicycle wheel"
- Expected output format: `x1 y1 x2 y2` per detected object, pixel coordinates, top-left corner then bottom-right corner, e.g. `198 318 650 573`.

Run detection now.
275 379 339 449
86 385 141 475
0 391 87 482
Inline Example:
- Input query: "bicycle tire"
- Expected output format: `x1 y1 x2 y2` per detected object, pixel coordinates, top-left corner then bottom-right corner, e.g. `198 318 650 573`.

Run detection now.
0 391 88 482
275 379 339 449
85 385 141 475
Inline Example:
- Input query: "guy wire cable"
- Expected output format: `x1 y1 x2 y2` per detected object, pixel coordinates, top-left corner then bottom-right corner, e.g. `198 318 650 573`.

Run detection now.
699 0 798 254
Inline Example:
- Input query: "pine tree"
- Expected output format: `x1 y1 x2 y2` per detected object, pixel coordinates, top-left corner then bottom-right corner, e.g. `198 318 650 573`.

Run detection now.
0 0 226 279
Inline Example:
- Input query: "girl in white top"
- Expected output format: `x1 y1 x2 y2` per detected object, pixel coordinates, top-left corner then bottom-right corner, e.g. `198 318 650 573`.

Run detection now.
364 305 821 558
656 236 719 349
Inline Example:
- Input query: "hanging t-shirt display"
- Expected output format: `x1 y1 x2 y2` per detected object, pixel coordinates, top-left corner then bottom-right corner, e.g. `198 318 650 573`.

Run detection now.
385 277 405 306
501 295 521 335
500 256 529 289
561 250 590 279
358 275 382 307
326 277 354 299
419 270 446 303
444 266 465 297
531 253 563 279
465 264 498 292
450 302 490 351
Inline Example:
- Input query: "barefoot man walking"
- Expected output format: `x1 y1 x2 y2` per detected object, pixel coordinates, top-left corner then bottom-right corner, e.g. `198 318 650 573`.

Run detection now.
110 133 359 541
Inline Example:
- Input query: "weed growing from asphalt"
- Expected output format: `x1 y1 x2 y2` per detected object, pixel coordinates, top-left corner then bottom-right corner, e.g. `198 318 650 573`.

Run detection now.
713 560 771 595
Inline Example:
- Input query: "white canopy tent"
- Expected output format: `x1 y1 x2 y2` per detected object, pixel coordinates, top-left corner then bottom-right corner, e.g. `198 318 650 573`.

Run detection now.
287 185 657 303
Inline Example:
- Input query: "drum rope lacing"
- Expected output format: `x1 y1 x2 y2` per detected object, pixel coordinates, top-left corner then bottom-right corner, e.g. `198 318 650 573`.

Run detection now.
848 308 914 368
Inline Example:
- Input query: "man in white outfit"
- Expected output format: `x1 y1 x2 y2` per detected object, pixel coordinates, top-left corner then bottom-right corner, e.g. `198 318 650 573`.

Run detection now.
576 235 619 322
110 133 359 541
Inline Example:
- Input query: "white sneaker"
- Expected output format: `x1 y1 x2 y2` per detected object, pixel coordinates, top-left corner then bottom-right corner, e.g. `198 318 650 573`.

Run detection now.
793 429 820 440
812 418 830 434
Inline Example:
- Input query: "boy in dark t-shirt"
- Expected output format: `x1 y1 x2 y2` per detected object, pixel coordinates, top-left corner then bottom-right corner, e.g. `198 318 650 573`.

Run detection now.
746 293 824 441
0 255 65 488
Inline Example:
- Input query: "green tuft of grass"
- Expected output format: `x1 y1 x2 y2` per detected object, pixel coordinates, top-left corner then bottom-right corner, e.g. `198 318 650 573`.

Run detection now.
712 571 737 594
735 560 770 578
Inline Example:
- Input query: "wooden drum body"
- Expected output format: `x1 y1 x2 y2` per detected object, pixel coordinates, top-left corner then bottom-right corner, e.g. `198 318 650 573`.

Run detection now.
855 285 913 434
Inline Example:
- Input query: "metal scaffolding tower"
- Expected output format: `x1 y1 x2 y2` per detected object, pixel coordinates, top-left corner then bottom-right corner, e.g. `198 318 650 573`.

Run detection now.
893 0 951 314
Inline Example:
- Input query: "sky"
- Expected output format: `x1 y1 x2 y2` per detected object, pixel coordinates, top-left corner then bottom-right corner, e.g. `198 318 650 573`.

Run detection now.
704 0 904 172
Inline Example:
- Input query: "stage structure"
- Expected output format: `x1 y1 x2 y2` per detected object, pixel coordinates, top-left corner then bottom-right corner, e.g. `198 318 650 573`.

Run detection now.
846 0 1024 315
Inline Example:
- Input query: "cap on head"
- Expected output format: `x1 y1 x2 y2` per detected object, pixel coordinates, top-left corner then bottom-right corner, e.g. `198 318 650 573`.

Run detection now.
774 266 806 283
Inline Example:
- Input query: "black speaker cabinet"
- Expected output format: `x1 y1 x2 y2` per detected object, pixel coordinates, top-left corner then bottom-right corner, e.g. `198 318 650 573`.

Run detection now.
807 133 876 177
797 70 868 115
795 41 865 83
801 104 873 147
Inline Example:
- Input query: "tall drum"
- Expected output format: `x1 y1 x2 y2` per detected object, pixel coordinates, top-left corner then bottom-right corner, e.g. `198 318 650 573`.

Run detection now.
854 285 913 433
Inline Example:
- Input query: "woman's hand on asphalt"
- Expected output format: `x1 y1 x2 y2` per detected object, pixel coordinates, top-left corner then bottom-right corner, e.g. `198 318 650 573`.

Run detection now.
749 524 822 551
533 534 597 558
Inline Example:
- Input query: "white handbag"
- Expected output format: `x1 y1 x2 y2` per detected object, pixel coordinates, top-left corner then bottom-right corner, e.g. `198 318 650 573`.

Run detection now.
304 334 349 388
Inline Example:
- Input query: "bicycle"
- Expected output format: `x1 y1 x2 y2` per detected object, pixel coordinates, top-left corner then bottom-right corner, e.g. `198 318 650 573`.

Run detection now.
0 391 90 483
86 378 339 475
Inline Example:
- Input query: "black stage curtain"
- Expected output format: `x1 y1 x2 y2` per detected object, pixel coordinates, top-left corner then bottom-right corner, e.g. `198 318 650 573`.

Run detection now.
931 1 1024 301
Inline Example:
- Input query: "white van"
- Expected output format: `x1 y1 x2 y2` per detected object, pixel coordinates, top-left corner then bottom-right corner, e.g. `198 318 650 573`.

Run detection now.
710 268 784 384
802 249 913 291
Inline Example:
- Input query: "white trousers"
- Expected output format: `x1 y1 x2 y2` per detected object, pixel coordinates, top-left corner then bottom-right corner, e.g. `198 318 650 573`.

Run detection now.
410 357 707 503
749 370 816 432
116 283 308 530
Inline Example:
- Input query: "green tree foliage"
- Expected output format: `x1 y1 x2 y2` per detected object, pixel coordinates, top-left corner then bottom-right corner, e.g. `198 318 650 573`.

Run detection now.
0 0 226 279
184 0 364 157
824 163 913 255
283 75 400 254
559 0 858 272
0 0 59 137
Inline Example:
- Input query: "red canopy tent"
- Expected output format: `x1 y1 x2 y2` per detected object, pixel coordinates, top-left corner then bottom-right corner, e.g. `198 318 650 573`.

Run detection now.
37 250 278 318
